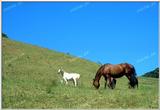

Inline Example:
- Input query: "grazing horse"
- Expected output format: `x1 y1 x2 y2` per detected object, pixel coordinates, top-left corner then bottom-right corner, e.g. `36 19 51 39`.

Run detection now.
93 63 138 89
58 68 80 86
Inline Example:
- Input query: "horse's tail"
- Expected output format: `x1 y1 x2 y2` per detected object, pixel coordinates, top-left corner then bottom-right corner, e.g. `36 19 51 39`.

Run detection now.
131 65 138 88
132 66 137 76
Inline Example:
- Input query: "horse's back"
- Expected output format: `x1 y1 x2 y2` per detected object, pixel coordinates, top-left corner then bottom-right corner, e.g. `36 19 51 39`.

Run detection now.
70 73 80 79
103 63 135 77
104 64 124 73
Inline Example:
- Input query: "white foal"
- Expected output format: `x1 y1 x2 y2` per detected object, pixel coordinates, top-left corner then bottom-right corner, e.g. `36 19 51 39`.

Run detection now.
58 68 80 86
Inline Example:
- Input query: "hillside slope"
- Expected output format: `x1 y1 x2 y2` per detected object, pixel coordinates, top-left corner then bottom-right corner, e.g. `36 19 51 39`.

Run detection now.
2 37 159 109
142 68 159 78
2 37 99 85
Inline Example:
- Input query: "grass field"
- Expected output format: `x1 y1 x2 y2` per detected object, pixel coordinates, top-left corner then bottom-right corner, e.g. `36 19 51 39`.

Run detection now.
2 37 159 109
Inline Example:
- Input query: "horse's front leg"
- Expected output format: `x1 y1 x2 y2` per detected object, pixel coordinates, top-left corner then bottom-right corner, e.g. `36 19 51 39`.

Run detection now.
63 78 68 85
107 76 112 89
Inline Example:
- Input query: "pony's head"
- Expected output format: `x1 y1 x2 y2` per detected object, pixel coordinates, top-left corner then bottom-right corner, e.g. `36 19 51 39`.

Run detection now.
93 78 100 89
58 67 63 74
58 69 61 73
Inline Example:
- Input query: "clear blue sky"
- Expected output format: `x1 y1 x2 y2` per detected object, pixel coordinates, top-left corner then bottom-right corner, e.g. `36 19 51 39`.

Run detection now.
2 2 159 76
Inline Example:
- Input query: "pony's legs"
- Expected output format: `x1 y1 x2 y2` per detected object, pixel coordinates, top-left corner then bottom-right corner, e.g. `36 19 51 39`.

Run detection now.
73 79 77 86
63 78 68 85
76 78 79 86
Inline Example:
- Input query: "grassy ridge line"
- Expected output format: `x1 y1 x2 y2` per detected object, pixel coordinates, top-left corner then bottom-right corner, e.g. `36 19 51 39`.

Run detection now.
2 37 98 70
2 37 159 108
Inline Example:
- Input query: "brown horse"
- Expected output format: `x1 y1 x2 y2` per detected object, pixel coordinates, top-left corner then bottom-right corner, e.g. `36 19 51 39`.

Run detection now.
93 63 138 89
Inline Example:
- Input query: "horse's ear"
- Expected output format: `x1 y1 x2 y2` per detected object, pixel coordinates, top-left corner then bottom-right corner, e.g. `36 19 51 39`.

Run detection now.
58 69 60 73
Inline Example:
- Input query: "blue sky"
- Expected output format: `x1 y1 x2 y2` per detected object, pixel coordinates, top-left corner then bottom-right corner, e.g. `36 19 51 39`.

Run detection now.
2 2 159 76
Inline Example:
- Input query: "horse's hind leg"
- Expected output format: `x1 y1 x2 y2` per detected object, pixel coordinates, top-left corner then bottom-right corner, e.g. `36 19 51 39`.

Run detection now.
73 79 77 86
109 78 116 89
112 79 116 89
76 78 79 86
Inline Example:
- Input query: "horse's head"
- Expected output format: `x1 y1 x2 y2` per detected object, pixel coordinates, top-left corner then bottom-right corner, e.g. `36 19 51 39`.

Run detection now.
93 79 100 89
58 68 63 74
58 69 61 73
58 69 60 73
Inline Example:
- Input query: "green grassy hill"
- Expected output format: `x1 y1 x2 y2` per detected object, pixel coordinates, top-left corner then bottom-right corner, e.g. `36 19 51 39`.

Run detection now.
142 68 159 78
2 37 159 109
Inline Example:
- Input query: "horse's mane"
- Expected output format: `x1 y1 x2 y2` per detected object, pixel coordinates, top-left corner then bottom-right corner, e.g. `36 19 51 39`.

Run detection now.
94 63 110 79
59 69 65 76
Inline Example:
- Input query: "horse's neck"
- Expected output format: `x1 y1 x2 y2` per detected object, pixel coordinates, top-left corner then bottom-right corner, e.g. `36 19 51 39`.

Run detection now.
60 71 65 76
94 71 102 82
61 71 68 76
94 65 104 82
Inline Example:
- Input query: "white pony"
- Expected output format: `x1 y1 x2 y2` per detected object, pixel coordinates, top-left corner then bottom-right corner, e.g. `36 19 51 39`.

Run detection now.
58 68 80 86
